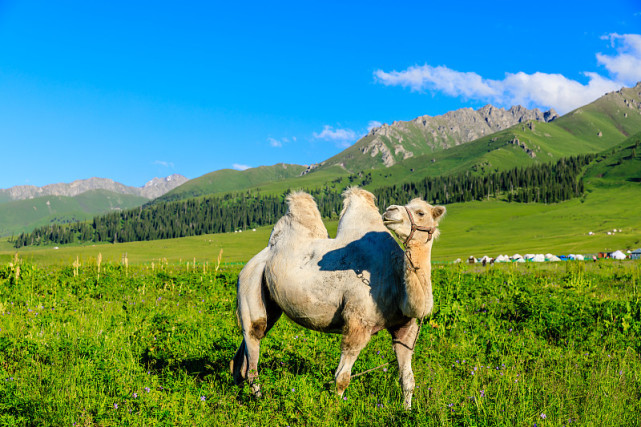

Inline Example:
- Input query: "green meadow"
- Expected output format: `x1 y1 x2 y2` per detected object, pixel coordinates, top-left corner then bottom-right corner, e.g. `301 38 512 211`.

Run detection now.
0 257 639 425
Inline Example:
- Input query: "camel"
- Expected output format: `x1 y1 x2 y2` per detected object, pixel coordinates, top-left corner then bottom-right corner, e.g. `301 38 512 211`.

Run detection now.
231 187 445 409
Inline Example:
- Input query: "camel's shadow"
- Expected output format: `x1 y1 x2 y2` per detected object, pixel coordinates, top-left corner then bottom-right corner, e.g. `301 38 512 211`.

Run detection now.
139 339 236 382
317 231 398 276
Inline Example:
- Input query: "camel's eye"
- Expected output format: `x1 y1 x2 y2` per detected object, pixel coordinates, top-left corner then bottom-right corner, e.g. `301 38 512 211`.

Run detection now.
416 211 425 217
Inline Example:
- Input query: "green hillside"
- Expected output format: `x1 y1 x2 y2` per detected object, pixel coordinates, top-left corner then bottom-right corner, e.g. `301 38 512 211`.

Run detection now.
154 163 308 203
583 131 641 185
0 190 148 237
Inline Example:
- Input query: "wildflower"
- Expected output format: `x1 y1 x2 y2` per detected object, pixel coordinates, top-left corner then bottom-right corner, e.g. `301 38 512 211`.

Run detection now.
133 392 138 398
145 387 150 393
480 390 485 398
343 396 347 401
200 396 206 402
291 388 295 392
448 403 454 407
383 368 388 372
541 413 546 419
114 403 118 409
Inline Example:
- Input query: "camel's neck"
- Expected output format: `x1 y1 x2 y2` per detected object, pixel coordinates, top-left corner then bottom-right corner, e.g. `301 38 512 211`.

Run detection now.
400 242 434 319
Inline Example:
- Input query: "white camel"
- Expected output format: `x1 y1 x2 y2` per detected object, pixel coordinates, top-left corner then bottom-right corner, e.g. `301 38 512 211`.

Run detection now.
231 187 445 409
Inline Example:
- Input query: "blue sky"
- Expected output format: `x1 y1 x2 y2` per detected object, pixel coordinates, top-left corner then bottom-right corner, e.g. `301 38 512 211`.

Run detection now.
1 1 640 188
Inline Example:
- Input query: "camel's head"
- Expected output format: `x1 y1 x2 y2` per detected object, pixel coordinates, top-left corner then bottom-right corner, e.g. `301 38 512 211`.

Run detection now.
382 198 446 245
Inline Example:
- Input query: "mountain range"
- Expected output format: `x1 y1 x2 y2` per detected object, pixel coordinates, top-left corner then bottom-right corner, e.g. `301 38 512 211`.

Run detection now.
0 174 188 203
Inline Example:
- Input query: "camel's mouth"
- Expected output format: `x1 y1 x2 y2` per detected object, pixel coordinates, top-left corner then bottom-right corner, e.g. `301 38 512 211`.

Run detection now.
383 219 402 225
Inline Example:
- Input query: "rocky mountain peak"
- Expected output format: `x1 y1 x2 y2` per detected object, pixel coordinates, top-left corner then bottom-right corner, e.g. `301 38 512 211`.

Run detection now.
319 104 562 172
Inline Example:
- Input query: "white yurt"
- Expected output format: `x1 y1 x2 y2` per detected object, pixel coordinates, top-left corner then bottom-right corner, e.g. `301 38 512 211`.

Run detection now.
511 254 523 260
532 254 545 262
611 250 627 260
515 257 526 263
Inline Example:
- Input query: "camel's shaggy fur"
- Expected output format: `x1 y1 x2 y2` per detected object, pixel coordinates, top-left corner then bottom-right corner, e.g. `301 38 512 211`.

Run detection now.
231 187 445 409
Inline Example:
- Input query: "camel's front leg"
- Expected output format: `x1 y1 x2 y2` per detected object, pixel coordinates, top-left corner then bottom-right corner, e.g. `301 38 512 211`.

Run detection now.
335 318 372 396
389 319 419 410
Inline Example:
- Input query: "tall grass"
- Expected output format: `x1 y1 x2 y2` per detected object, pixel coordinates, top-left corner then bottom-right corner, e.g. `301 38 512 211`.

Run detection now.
0 260 639 425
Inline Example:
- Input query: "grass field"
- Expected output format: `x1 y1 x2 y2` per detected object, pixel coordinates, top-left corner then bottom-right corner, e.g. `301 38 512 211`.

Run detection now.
0 258 639 425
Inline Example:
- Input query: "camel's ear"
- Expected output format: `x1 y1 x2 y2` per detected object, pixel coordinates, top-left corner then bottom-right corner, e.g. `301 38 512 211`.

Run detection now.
432 206 446 221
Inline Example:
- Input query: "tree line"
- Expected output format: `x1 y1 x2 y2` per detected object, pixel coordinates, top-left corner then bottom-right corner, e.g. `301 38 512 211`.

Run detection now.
13 155 593 248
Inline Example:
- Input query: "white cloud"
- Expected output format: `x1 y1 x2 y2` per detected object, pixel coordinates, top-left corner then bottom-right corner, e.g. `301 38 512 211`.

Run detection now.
267 136 294 147
367 120 382 131
313 125 358 147
232 163 251 171
374 33 641 114
154 160 175 168
597 33 641 85
267 137 282 147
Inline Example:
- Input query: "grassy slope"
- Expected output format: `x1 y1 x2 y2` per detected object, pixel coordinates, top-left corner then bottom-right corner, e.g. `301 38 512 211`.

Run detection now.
155 163 308 203
0 190 148 237
583 131 641 185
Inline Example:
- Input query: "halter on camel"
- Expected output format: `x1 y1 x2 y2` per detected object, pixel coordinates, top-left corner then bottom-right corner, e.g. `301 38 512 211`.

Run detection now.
402 206 436 271
342 205 436 380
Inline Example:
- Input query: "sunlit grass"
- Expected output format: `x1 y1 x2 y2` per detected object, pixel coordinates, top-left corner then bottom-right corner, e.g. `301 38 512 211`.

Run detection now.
0 258 639 425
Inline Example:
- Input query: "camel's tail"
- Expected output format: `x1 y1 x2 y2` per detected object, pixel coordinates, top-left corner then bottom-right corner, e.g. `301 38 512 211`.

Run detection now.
231 247 282 386
230 338 248 384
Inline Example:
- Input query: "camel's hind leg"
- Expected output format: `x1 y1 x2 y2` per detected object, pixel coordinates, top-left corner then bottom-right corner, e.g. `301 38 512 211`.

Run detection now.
334 317 372 396
231 248 282 397
388 319 419 410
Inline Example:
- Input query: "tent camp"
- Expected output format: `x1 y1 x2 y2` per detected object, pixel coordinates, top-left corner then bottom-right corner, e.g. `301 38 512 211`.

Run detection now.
546 254 561 261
